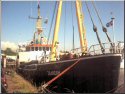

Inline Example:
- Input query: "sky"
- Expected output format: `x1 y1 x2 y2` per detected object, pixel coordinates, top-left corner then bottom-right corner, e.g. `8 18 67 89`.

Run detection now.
1 1 124 51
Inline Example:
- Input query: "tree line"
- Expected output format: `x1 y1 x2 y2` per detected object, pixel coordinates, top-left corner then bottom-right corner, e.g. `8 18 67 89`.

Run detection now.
2 48 18 56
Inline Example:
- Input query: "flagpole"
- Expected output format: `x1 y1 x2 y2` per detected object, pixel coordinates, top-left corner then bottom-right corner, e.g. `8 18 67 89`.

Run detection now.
111 16 115 53
111 17 115 43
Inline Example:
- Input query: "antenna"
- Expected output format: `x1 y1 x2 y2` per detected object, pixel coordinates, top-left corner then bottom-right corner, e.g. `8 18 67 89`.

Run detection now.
29 1 47 24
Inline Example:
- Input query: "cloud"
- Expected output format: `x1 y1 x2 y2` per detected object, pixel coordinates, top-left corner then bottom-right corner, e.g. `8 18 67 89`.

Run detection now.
18 42 28 46
1 41 18 52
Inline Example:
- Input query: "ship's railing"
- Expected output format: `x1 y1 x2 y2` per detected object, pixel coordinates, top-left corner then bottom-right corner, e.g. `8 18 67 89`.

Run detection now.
70 41 124 56
38 41 124 63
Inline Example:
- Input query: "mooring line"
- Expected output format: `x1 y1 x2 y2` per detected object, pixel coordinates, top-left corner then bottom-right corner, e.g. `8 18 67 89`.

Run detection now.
41 58 81 91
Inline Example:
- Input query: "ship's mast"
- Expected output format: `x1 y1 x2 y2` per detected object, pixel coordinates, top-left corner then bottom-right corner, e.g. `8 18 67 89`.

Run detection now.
36 1 42 29
36 1 42 44
29 1 43 44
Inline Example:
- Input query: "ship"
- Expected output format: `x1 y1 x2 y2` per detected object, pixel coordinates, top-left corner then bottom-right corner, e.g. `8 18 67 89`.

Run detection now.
17 1 124 93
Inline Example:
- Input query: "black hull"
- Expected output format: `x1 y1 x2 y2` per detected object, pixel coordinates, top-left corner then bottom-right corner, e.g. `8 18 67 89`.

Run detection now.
17 54 121 93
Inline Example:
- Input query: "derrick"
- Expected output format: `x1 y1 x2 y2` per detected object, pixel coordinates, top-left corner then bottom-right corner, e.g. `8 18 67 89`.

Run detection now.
76 1 87 53
51 1 63 61
51 1 88 61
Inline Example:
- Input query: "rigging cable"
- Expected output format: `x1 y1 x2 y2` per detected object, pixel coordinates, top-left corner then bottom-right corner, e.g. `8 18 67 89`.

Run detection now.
64 2 66 52
91 1 114 48
47 1 57 44
85 2 105 53
71 1 75 52
30 1 33 17
30 1 35 42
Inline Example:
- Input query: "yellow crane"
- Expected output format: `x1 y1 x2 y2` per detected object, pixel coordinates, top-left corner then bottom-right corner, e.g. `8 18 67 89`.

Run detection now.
51 1 87 61
76 1 87 53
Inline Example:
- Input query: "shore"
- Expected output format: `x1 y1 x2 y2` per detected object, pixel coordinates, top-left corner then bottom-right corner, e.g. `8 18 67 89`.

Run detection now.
6 70 37 93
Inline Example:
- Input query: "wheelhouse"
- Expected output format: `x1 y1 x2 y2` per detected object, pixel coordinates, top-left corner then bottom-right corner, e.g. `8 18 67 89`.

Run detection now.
25 44 52 51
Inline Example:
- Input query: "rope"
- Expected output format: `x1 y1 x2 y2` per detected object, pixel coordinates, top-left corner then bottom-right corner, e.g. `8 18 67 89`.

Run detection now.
64 2 66 51
42 58 81 90
91 1 103 26
91 1 114 49
85 2 105 54
47 1 57 44
85 2 94 26
71 2 75 52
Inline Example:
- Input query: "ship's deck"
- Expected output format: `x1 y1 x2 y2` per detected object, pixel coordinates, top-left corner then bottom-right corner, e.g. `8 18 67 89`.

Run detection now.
22 53 122 66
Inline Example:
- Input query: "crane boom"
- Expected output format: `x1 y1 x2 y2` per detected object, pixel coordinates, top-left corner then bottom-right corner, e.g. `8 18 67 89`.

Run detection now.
51 1 63 61
51 1 87 61
76 1 87 53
